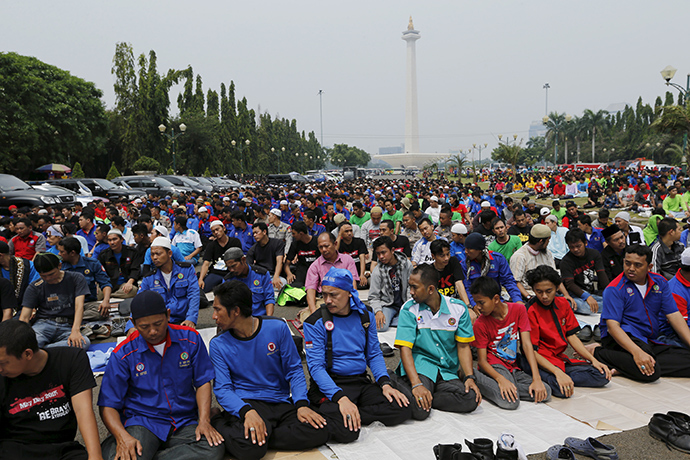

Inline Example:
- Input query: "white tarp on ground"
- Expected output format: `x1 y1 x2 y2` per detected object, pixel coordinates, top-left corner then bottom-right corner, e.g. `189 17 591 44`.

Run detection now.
326 401 611 459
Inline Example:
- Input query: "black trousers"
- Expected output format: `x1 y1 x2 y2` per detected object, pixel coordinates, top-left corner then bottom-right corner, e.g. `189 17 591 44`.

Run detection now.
594 333 690 383
390 371 478 420
310 373 412 428
212 400 350 460
0 440 86 460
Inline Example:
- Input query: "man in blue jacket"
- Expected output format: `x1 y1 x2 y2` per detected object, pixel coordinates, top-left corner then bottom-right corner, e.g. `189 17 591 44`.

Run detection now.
210 280 355 459
461 233 522 307
223 247 274 316
98 290 224 460
125 237 200 334
592 244 690 382
58 236 113 322
303 268 411 433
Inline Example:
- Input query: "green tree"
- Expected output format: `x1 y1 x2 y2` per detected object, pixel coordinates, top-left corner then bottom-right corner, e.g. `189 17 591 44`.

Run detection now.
328 144 371 167
72 162 85 178
491 140 523 174
131 156 160 172
204 167 211 177
166 167 174 175
0 52 109 176
106 162 121 180
582 109 608 162
448 154 468 177
522 137 546 166
111 43 182 171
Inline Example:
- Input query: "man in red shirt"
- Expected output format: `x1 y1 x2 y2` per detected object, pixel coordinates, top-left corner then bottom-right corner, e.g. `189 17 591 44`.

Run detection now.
9 218 45 260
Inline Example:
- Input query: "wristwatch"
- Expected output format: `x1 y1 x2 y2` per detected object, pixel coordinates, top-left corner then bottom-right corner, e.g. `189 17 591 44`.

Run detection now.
463 374 477 383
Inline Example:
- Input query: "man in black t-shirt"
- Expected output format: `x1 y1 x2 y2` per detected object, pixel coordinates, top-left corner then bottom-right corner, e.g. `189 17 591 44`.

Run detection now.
247 222 285 289
19 253 90 350
0 320 100 460
284 221 319 288
507 210 532 245
560 229 609 317
336 221 369 288
198 220 242 293
429 239 470 305
379 220 411 257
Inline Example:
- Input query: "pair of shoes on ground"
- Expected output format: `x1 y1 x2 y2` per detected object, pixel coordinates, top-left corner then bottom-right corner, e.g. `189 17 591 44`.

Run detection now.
80 324 111 340
110 317 128 337
577 325 600 342
433 434 524 460
648 411 690 453
547 437 617 459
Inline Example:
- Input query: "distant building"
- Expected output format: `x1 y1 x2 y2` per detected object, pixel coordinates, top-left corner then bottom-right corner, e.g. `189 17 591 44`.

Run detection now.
529 121 547 139
379 145 404 155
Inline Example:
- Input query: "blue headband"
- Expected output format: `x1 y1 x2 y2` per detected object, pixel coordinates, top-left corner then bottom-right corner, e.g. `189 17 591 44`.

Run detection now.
321 267 366 314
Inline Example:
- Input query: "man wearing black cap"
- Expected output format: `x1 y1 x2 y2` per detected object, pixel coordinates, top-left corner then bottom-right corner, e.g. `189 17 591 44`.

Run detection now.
601 224 626 281
99 290 224 460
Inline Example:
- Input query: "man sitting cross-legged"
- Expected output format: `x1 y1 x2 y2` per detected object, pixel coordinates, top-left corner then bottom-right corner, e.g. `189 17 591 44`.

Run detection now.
391 264 481 420
210 280 354 460
304 267 411 435
98 290 224 460
471 276 550 410
591 244 690 382
524 265 611 398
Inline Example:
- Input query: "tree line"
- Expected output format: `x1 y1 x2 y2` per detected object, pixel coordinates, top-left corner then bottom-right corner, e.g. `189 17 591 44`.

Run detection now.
492 93 690 171
0 45 373 179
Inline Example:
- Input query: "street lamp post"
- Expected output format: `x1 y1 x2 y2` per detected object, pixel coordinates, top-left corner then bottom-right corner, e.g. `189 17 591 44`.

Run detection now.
158 123 187 173
271 147 285 173
660 65 690 173
231 139 251 177
543 83 550 117
542 115 572 166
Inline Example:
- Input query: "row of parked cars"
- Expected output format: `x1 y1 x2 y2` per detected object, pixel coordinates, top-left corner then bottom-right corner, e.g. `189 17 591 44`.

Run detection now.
0 174 244 213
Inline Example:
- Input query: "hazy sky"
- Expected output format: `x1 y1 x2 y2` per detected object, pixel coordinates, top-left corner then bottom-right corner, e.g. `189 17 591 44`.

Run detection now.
3 1 689 158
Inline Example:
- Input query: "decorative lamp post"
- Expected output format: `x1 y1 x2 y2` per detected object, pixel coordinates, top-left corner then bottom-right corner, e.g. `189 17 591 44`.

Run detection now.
231 139 251 177
660 65 690 173
158 123 187 173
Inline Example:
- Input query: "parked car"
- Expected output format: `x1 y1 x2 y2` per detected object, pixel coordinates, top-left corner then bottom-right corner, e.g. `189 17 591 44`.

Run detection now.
32 178 145 201
113 176 185 197
266 173 307 184
193 176 224 193
31 183 108 207
156 175 207 195
0 174 76 212
183 176 215 194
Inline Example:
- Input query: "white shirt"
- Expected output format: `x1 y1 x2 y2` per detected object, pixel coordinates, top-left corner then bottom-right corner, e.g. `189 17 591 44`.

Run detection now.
153 343 165 356
162 270 172 289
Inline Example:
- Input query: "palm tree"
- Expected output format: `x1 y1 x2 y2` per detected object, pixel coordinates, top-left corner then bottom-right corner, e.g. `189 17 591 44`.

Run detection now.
492 141 523 174
582 109 608 162
570 116 588 163
543 112 567 164
448 154 468 178
652 104 690 164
